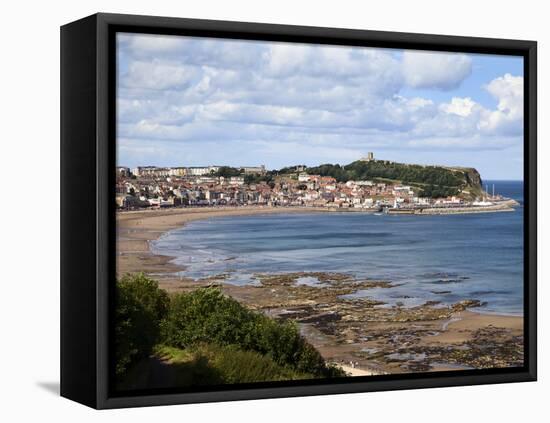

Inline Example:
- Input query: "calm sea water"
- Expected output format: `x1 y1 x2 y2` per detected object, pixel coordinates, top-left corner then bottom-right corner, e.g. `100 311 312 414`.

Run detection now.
151 180 524 315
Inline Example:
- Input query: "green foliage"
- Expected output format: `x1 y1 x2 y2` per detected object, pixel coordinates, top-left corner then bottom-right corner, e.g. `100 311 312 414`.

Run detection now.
160 286 250 347
115 273 170 376
155 344 315 385
213 168 277 186
213 166 242 178
305 160 476 197
244 173 274 185
205 344 311 383
277 165 306 175
115 278 345 384
420 185 459 198
160 287 345 378
306 163 348 181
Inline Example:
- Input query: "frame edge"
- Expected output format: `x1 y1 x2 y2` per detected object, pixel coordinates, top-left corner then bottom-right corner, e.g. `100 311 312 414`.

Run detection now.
60 14 99 409
82 12 538 409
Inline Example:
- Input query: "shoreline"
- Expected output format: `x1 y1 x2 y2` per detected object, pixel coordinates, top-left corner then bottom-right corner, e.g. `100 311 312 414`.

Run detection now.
118 198 518 221
117 206 328 276
116 206 524 375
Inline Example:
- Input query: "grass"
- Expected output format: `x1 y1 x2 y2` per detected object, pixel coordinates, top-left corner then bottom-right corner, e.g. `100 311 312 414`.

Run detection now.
155 345 194 363
154 344 316 386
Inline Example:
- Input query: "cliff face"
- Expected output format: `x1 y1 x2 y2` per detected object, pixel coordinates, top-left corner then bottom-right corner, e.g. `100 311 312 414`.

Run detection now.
445 167 483 199
448 167 482 187
465 168 482 187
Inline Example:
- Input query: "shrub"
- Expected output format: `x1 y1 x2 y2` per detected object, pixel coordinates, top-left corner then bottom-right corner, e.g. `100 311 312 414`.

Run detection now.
115 273 169 375
160 287 345 378
160 287 253 347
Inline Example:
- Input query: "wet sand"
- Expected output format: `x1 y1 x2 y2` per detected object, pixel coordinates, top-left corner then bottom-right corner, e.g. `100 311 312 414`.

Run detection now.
117 206 330 276
116 206 524 375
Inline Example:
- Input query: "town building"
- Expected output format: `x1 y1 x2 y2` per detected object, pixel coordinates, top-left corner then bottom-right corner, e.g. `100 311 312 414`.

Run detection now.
186 166 220 176
360 152 375 162
116 166 131 177
241 165 266 174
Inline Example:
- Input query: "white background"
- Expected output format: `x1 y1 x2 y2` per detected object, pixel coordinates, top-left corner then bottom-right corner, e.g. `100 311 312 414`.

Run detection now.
1 0 546 421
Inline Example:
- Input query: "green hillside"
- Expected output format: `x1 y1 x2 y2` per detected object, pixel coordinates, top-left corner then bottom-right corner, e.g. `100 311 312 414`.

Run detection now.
305 160 483 199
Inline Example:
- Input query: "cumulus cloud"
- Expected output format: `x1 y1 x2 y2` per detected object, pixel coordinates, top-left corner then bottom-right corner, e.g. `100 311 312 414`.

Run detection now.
116 33 523 173
426 74 524 138
440 97 477 117
121 33 184 54
118 33 265 69
402 51 472 90
121 60 200 90
479 73 523 135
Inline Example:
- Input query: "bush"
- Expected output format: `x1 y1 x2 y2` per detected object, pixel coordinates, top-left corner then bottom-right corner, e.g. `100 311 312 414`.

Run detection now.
115 273 169 375
160 287 345 378
160 287 252 347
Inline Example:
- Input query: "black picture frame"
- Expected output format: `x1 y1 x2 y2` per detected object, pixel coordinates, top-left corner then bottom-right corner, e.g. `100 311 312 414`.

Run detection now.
60 12 537 409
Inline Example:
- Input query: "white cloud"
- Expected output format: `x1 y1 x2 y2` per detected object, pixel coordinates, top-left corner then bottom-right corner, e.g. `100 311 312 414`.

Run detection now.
121 33 184 53
417 75 523 140
121 60 200 90
407 135 519 151
479 73 523 135
119 33 265 69
440 97 477 117
116 33 523 173
402 51 472 90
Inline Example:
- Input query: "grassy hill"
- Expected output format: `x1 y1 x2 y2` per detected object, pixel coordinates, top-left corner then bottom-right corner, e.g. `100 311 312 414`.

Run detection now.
305 160 484 199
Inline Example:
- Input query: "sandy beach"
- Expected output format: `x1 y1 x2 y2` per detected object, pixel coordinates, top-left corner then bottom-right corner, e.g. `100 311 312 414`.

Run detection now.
117 206 524 375
117 206 329 276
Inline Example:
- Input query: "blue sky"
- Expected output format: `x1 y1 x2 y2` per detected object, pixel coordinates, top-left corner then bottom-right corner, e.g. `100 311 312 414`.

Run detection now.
116 33 524 180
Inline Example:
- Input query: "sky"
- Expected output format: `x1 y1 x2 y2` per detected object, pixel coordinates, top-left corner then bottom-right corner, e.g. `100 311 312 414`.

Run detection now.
116 33 524 180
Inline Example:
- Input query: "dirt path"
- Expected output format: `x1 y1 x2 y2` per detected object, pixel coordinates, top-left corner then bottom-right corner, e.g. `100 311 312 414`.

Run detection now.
147 356 179 389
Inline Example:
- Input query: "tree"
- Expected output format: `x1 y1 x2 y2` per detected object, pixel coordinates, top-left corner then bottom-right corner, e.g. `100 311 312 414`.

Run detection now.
160 287 345 378
214 166 242 178
114 273 169 375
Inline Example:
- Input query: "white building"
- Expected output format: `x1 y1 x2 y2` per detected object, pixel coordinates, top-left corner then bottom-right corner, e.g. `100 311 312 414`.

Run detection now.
169 167 187 176
241 165 266 174
413 197 431 205
298 173 311 182
187 166 220 176
196 176 218 184
132 166 171 178
393 185 414 196
230 176 245 185
116 166 130 177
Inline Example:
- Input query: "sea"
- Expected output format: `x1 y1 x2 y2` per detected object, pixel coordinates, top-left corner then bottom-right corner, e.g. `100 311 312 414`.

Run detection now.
151 180 524 316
